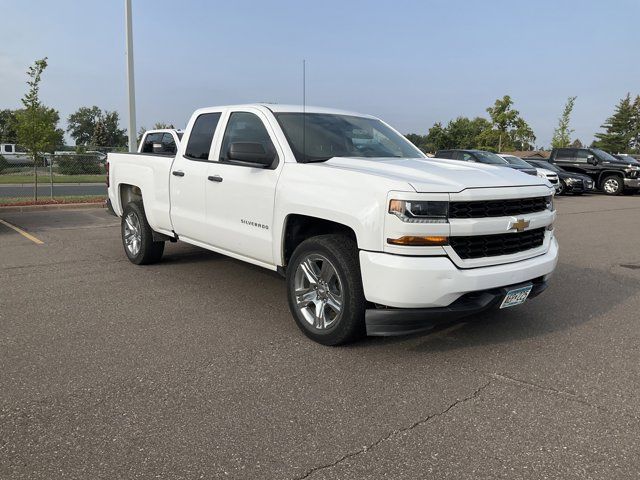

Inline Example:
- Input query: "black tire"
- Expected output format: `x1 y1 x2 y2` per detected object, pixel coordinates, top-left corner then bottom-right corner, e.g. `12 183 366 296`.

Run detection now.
286 234 366 346
121 201 165 265
600 175 624 195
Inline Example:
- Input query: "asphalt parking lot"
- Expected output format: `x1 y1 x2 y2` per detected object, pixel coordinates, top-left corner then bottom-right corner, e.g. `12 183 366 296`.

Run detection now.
1 195 640 479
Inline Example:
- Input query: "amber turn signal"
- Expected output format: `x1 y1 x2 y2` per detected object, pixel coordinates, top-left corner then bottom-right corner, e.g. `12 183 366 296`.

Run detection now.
387 235 449 246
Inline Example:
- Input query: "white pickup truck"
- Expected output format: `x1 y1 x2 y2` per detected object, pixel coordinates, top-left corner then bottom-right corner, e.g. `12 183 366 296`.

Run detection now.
107 104 558 345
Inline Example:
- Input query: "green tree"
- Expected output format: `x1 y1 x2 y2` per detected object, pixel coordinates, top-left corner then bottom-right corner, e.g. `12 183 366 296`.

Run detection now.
0 109 19 143
594 94 636 153
67 106 102 145
67 107 127 148
101 111 127 148
405 133 429 152
91 119 109 147
631 95 640 153
485 95 519 152
551 96 577 149
153 122 175 129
424 122 449 151
446 117 492 149
481 95 535 151
14 58 64 201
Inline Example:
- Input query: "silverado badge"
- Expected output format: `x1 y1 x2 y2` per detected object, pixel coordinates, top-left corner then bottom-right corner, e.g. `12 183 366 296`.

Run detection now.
509 218 530 233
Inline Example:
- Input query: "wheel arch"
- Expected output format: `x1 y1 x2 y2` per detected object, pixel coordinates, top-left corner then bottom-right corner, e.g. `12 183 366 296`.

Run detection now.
280 214 358 268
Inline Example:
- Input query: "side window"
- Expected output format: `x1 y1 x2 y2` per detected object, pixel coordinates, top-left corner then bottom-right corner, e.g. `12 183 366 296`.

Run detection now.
4 144 13 153
219 112 277 164
556 149 576 161
575 150 589 163
161 133 177 154
459 152 474 161
141 133 162 153
185 113 222 160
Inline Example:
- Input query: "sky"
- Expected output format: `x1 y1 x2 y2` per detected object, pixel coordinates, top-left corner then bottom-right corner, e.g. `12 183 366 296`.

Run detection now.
1 0 639 147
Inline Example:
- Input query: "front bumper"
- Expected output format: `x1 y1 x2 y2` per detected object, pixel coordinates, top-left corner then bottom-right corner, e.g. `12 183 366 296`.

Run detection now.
624 178 640 188
366 278 548 336
359 237 558 334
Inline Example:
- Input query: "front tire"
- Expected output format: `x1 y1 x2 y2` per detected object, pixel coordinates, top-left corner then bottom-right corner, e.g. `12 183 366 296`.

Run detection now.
286 234 366 346
121 201 165 265
601 175 624 195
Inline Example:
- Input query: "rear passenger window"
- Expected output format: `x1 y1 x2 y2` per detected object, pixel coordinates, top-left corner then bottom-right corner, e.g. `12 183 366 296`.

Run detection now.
185 113 222 160
161 133 177 154
141 133 162 153
556 149 576 161
4 144 13 153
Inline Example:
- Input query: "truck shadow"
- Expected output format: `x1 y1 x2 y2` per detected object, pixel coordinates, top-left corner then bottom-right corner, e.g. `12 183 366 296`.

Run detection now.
365 262 639 352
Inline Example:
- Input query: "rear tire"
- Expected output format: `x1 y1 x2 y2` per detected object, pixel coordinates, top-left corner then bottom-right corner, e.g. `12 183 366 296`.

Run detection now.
601 175 624 195
286 234 366 346
121 201 165 265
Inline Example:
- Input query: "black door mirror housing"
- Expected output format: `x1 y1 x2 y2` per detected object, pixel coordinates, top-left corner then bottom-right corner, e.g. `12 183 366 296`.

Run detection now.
586 154 598 165
227 142 275 168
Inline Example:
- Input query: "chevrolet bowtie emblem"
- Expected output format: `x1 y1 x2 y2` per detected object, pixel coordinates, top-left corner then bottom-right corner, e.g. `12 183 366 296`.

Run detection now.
510 218 530 232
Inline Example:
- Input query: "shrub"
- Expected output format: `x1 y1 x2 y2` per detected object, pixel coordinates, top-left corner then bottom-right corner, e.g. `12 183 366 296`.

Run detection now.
56 155 103 175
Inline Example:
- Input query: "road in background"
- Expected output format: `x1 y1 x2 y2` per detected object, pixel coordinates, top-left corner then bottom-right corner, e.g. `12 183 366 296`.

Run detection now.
0 183 106 197
1 196 640 479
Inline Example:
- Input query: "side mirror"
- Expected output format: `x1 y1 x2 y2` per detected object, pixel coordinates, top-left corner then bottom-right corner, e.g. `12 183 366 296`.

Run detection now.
227 142 275 168
587 154 598 165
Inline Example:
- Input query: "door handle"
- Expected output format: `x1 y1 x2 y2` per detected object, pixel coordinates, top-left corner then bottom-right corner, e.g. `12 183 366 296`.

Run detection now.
208 175 223 183
172 170 185 177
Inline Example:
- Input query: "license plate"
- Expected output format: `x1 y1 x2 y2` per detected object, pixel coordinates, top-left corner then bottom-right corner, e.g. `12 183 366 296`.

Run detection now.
500 285 533 309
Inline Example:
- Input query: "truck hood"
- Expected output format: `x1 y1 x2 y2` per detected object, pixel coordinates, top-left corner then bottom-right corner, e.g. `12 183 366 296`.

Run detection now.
322 157 547 192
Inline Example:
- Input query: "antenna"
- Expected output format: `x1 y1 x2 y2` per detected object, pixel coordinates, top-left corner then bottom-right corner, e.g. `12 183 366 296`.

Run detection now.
302 59 306 162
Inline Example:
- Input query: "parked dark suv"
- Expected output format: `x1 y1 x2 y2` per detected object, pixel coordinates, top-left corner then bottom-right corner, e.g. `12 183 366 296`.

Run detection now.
549 148 640 195
435 149 538 176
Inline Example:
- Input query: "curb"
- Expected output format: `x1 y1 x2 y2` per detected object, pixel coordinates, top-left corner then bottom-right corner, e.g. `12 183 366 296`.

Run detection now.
0 202 106 213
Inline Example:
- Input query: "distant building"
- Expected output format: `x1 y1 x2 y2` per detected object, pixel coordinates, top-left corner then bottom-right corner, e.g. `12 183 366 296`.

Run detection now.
502 150 550 159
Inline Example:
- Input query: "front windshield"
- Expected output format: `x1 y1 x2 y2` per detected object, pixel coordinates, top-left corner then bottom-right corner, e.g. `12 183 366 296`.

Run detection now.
274 113 424 162
591 148 620 162
503 155 533 167
474 151 509 165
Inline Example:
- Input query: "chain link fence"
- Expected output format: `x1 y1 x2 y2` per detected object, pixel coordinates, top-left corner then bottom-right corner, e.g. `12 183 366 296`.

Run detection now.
0 150 111 206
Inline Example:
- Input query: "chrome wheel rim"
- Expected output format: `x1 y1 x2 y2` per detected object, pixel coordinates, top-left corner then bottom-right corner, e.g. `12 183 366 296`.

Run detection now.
603 178 619 194
124 212 142 256
293 253 343 330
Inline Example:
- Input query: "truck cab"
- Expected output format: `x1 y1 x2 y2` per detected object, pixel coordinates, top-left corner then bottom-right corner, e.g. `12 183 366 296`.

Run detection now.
549 147 640 195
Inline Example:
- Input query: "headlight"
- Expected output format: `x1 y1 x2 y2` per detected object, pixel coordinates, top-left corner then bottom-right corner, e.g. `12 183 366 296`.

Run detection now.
537 172 547 179
389 200 448 223
565 177 580 185
545 195 554 212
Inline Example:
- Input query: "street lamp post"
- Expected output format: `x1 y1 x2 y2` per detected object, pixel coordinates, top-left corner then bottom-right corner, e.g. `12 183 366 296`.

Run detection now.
125 0 137 152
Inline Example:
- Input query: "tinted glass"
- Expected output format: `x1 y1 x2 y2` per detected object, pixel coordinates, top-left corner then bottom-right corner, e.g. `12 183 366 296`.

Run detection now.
4 144 13 153
575 149 589 163
160 133 177 154
591 148 619 162
473 151 509 165
275 113 423 162
436 150 453 159
460 152 475 161
555 149 576 161
220 112 276 163
530 160 561 172
185 113 222 160
502 155 532 167
141 133 163 153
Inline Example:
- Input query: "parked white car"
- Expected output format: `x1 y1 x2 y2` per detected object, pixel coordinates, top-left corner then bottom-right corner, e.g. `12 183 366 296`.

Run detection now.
107 104 558 345
500 154 561 193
